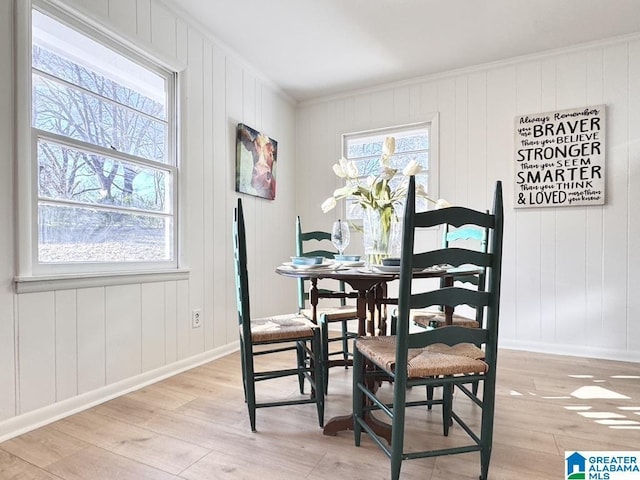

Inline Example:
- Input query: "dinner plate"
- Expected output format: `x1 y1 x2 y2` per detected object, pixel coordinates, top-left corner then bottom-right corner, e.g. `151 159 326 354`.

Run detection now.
368 265 449 274
281 261 335 270
371 264 400 273
333 260 365 267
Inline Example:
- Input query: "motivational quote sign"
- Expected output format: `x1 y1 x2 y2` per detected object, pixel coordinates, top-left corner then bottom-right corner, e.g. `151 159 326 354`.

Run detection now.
514 105 606 208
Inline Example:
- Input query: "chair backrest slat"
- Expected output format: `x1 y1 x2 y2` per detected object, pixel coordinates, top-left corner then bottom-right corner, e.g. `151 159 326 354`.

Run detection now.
409 288 490 313
414 206 494 230
406 325 488 349
414 248 492 269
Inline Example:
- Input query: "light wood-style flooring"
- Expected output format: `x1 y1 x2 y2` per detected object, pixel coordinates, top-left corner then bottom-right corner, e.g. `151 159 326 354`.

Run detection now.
1 347 639 479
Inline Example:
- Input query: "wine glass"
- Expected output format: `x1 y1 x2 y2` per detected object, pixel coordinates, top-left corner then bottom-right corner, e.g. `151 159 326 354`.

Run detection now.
331 219 350 256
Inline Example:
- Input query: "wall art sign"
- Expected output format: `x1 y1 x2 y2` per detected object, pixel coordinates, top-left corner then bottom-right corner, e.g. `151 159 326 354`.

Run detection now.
514 104 605 208
236 123 277 200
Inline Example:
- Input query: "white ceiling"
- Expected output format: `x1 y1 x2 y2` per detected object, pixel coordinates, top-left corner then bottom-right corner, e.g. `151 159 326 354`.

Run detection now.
167 0 640 102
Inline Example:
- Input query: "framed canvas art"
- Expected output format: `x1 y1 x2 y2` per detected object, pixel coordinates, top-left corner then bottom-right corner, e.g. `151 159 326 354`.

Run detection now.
235 123 278 200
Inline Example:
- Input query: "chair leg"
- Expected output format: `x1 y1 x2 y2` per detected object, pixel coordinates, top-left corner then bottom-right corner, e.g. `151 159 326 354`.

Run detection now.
352 347 364 446
296 341 305 394
442 382 453 436
480 374 495 480
242 349 257 432
426 384 433 410
239 342 248 402
320 317 331 392
480 448 491 480
311 331 325 427
341 320 350 367
390 366 408 480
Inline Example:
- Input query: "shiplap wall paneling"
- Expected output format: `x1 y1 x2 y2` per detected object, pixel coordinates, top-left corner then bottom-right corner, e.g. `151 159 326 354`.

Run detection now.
211 44 229 347
72 0 107 18
164 280 178 363
150 0 176 60
55 289 78 402
628 40 640 353
185 26 206 357
243 73 268 319
105 285 142 384
77 287 106 395
136 0 152 43
176 279 190 361
0 0 16 422
437 78 457 205
256 88 298 318
107 0 136 37
515 62 543 343
554 53 589 346
454 77 470 206
18 292 56 414
299 103 333 229
485 66 517 341
602 43 630 350
584 49 605 349
202 38 214 351
141 282 166 372
538 59 559 345
467 72 489 209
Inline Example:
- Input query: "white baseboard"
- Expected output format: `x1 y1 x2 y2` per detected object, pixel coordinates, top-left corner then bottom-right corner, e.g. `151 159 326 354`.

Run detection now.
0 342 239 443
499 339 640 363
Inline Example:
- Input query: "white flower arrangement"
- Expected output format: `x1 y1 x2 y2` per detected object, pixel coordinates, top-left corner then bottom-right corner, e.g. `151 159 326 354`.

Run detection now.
321 136 449 215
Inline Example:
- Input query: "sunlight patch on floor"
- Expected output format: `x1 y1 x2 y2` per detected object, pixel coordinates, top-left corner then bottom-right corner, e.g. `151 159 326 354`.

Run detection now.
595 419 640 425
564 405 592 411
570 386 630 400
577 412 626 419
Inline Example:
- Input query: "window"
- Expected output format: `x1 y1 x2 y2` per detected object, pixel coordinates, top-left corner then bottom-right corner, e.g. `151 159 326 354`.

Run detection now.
29 7 177 274
342 123 435 221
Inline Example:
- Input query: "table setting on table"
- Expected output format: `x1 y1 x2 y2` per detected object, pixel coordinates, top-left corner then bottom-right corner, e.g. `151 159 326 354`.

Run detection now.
278 218 453 276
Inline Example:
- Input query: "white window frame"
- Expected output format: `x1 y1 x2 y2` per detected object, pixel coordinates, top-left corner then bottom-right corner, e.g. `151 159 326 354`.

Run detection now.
341 118 439 223
14 0 187 292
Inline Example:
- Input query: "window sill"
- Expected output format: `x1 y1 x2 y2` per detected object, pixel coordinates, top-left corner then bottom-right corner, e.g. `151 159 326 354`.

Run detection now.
14 269 190 294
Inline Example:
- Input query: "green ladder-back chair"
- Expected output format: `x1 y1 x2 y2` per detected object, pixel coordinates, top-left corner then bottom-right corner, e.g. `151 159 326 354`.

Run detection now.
352 177 503 480
296 217 359 391
409 223 489 403
233 199 324 431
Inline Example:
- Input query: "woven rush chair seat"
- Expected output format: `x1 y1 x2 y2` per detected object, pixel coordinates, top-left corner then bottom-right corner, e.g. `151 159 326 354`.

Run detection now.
247 314 316 343
356 336 487 378
411 310 480 329
301 305 357 323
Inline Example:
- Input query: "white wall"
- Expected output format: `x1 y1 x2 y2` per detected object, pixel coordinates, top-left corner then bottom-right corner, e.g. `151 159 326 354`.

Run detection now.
0 0 299 440
295 36 640 363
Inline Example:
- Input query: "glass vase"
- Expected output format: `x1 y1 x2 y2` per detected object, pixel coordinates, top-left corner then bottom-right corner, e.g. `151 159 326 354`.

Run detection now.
362 206 401 266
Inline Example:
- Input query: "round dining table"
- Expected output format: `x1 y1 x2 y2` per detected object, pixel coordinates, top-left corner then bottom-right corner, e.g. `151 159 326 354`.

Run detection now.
276 262 483 441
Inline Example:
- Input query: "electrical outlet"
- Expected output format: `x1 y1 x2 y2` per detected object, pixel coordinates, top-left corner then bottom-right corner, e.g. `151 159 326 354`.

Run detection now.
192 309 202 328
